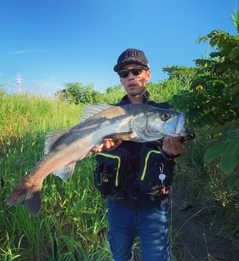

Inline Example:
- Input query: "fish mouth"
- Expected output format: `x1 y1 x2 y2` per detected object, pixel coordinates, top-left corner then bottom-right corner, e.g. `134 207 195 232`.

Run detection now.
176 113 186 136
165 113 195 140
165 113 186 136
174 114 195 140
180 128 195 140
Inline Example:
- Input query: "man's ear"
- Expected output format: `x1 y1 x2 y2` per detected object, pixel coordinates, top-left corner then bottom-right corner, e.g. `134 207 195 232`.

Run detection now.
146 70 151 81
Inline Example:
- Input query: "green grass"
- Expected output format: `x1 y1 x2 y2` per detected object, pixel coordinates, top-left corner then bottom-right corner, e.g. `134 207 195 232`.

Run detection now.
1 88 239 261
0 92 111 260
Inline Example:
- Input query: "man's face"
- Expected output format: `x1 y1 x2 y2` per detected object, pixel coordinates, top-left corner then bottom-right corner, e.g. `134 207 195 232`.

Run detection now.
118 63 151 97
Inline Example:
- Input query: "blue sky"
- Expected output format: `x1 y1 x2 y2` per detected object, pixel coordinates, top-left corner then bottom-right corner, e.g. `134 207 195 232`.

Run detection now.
0 0 238 96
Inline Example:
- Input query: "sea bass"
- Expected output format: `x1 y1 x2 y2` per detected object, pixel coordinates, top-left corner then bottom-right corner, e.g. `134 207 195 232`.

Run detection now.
7 103 190 216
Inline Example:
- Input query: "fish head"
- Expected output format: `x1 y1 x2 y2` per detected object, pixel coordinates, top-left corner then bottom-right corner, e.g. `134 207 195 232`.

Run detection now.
145 109 186 138
131 106 187 141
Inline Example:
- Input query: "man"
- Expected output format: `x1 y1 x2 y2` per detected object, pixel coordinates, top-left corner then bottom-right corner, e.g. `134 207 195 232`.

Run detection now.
92 48 186 261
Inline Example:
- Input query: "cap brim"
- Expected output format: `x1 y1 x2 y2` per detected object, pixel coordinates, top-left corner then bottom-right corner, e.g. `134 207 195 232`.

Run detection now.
114 61 149 72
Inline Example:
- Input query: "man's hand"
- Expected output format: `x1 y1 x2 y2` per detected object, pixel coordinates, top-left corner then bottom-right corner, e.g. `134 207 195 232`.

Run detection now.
91 138 122 153
162 137 186 156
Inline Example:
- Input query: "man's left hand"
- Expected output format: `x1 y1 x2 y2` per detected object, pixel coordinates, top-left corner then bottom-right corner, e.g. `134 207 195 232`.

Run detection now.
162 137 186 156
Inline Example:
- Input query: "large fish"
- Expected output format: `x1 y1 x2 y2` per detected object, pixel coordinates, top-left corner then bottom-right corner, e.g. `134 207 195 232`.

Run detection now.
6 103 192 216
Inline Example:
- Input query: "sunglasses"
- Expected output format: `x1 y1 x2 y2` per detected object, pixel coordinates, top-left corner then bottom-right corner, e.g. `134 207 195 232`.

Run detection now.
117 67 148 78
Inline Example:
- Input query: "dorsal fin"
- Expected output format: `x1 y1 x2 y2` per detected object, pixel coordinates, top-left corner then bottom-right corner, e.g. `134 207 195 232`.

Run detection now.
80 104 114 122
44 128 70 154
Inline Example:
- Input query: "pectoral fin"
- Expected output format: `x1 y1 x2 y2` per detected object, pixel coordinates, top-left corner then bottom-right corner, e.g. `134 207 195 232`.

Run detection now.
53 162 76 181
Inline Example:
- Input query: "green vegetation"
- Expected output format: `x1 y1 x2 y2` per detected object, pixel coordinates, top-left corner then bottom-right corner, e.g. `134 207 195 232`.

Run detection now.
0 85 184 260
1 8 239 261
55 82 103 105
169 8 239 250
169 8 239 192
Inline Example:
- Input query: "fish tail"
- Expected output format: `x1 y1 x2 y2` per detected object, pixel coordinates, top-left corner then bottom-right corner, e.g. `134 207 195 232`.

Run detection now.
6 179 42 216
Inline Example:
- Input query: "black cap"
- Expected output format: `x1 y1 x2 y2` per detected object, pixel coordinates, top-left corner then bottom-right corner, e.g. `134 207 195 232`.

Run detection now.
113 48 150 72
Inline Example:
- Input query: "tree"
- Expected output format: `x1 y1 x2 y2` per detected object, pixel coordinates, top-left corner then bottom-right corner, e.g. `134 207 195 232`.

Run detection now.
168 9 239 183
105 84 124 94
55 82 102 104
162 65 197 86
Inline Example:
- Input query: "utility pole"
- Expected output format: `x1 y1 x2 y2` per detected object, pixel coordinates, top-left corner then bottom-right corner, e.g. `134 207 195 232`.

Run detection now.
15 73 23 93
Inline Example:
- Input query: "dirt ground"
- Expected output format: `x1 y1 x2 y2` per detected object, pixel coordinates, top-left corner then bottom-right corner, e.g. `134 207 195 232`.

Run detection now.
171 198 239 261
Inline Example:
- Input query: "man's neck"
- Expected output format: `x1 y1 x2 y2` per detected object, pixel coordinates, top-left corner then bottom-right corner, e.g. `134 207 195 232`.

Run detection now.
127 93 146 104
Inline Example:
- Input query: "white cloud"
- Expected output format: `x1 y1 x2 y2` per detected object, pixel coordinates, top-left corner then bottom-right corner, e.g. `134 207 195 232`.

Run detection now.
0 49 44 56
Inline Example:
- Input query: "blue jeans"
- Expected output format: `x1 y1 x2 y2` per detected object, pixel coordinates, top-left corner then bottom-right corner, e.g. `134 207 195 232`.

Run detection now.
107 199 170 261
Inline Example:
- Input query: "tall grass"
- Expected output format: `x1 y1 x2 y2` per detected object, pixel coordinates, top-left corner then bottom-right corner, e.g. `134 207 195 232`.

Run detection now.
0 91 111 260
1 87 185 260
1 85 239 261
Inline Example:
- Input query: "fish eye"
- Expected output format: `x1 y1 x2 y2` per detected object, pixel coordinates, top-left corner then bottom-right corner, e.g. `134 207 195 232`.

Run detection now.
161 113 171 121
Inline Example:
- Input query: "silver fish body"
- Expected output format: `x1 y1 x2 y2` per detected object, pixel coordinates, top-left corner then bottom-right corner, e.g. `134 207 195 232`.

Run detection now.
7 103 188 216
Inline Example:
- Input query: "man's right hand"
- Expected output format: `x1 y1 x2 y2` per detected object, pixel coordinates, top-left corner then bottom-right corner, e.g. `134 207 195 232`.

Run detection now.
91 138 122 153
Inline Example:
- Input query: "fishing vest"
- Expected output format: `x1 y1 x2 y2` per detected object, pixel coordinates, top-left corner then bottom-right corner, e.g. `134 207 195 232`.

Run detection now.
93 93 177 210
